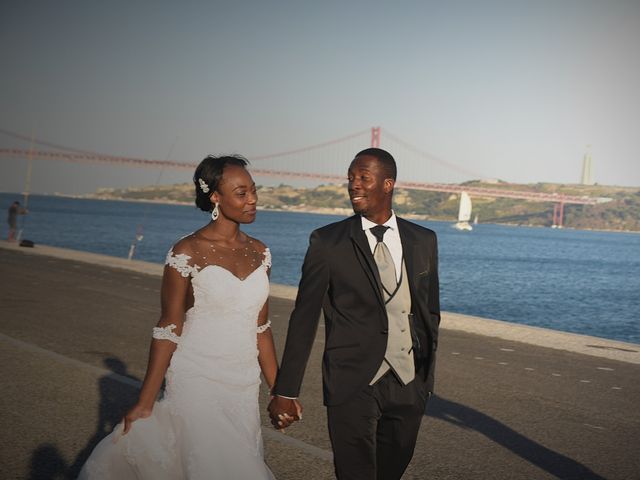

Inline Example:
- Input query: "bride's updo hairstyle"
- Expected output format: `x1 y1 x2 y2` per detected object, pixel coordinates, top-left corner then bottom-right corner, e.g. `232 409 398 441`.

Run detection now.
194 154 249 212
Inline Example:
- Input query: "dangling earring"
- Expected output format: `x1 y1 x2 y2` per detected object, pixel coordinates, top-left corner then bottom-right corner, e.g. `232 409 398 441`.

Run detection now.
211 202 219 221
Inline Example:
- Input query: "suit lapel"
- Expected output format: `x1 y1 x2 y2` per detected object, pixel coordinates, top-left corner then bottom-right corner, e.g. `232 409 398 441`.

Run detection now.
397 218 418 301
348 216 386 308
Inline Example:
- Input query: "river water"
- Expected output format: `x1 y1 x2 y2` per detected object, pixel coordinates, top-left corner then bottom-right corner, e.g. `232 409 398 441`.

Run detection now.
2 193 638 344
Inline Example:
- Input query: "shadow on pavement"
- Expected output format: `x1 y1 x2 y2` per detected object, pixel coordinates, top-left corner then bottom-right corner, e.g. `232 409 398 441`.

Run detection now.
426 395 606 480
66 357 140 479
28 444 67 480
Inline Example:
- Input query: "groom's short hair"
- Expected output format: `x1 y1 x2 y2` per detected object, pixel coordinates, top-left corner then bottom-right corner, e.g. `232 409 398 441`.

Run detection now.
354 148 397 180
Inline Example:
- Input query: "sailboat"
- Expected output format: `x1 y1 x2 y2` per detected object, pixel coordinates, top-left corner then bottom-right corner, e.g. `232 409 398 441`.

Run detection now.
453 191 473 231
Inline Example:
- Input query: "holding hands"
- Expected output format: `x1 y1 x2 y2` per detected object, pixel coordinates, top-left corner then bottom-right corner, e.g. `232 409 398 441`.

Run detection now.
267 396 303 431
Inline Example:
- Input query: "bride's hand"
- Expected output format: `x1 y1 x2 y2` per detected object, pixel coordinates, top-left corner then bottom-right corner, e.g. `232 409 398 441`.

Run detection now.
123 404 153 434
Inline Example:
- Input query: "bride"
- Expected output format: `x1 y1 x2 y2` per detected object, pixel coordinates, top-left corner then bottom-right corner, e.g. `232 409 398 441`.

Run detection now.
79 155 300 479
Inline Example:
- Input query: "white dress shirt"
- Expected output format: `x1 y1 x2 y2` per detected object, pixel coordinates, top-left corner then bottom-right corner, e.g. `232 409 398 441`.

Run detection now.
361 212 403 282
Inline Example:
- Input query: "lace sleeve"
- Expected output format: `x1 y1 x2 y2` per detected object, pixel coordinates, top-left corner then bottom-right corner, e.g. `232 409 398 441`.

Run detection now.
262 248 272 269
152 324 180 344
257 320 271 334
165 249 200 277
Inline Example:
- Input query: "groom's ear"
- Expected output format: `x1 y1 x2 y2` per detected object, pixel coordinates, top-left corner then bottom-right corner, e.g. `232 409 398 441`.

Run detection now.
384 178 395 194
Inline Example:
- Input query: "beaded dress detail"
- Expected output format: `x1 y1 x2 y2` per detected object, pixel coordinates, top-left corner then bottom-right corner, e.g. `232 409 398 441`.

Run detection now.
79 234 274 479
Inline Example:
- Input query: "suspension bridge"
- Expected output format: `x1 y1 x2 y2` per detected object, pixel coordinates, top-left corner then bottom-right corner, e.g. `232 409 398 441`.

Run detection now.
1 127 602 227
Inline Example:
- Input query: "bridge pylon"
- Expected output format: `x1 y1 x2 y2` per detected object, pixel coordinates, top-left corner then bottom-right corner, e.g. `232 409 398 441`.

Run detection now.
552 201 565 228
370 127 380 148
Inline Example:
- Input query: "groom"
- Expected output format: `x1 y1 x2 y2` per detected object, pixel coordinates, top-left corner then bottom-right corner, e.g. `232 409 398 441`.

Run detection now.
269 148 441 479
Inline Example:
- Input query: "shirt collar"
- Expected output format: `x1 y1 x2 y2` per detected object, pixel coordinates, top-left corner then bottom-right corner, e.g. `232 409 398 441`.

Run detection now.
360 211 398 231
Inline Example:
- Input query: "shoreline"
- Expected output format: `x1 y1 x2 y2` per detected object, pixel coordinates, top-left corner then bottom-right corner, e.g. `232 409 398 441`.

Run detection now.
1 239 638 364
7 191 640 234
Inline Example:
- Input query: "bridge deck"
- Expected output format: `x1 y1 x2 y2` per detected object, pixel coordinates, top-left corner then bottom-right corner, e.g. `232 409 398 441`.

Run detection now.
0 147 603 204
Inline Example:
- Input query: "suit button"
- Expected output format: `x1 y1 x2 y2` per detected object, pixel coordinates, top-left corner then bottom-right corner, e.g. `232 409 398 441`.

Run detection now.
401 347 406 351
401 328 406 332
402 310 407 314
381 329 388 334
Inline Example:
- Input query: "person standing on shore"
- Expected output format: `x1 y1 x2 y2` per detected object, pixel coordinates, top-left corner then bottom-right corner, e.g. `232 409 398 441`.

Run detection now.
79 155 296 479
7 201 27 242
268 148 441 479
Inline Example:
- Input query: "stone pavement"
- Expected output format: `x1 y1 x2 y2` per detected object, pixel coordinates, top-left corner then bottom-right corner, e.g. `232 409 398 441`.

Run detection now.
1 242 639 479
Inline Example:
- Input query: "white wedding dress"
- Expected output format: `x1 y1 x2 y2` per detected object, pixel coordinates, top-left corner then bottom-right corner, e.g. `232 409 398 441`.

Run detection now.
79 241 275 480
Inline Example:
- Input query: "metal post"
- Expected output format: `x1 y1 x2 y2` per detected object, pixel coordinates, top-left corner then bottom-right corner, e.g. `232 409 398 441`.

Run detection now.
127 225 144 260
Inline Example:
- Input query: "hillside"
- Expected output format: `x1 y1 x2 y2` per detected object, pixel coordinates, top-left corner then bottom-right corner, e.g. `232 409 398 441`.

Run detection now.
91 181 640 232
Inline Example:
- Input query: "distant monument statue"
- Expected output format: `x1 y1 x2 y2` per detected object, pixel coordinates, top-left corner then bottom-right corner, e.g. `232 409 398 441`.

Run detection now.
580 146 594 185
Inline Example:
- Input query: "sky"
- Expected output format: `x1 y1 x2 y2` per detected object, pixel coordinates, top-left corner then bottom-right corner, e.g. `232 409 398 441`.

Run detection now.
1 0 639 195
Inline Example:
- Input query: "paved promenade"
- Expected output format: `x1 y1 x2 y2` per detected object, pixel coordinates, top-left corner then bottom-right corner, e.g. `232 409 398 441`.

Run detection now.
1 242 639 479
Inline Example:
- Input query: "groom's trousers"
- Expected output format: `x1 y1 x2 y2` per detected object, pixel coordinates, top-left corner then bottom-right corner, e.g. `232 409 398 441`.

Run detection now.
326 370 430 480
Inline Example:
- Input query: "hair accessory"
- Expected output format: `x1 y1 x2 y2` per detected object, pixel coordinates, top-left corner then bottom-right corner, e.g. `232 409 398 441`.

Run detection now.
211 202 219 221
198 178 210 193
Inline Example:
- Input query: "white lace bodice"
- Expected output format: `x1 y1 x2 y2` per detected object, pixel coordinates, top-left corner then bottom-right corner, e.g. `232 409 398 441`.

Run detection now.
162 241 271 388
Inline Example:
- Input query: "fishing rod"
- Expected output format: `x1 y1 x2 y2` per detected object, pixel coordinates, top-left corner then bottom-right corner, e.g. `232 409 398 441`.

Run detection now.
127 137 179 260
16 129 35 245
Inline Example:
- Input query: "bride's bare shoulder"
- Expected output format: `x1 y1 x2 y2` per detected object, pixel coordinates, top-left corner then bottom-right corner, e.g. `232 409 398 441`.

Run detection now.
245 235 268 254
167 233 200 257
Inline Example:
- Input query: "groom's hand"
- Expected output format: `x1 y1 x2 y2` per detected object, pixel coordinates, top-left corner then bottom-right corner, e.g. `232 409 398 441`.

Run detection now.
268 396 302 430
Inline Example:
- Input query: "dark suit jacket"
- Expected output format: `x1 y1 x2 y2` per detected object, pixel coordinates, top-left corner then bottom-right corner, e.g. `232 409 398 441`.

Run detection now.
272 214 440 406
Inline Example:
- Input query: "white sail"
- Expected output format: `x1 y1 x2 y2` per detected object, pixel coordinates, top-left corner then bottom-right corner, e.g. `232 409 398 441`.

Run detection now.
458 192 472 222
453 191 473 231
